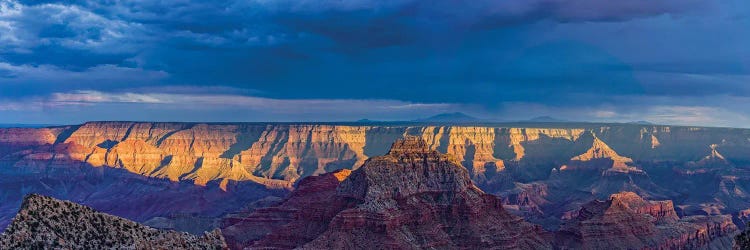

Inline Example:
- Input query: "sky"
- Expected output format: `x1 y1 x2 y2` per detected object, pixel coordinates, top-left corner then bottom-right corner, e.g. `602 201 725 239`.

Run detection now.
0 0 749 127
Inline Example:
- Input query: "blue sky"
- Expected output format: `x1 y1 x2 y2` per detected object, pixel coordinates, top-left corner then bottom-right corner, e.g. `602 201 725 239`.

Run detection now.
0 0 749 127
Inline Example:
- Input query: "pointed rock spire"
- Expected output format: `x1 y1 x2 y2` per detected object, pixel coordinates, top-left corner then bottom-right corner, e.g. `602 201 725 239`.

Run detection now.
694 144 730 166
707 144 726 160
571 135 633 164
651 134 661 149
561 133 640 173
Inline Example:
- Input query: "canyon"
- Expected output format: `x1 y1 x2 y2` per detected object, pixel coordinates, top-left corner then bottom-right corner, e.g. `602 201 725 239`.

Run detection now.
1 121 750 248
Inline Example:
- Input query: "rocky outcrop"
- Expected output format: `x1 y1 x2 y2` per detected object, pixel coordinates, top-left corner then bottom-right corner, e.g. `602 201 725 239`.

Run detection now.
221 168 353 249
557 192 737 249
0 194 227 249
664 215 738 249
690 144 731 168
571 135 633 164
608 192 679 222
550 132 675 201
223 136 552 249
739 209 750 228
736 224 750 250
560 133 640 173
499 182 550 216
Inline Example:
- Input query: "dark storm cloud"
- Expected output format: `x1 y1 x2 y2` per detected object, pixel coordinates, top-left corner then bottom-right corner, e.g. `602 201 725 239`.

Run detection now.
0 0 748 125
518 0 708 22
260 0 711 51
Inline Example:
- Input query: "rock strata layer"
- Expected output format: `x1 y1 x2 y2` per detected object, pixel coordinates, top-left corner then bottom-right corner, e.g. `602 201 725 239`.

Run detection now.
557 192 737 249
4 122 750 190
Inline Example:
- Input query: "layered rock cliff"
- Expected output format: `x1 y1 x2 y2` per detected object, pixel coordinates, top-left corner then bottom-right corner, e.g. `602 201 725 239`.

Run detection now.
0 194 227 249
223 136 552 249
3 122 750 188
556 192 737 249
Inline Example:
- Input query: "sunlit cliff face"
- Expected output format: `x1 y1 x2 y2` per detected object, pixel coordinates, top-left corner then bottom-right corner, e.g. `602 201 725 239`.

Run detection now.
2 122 748 190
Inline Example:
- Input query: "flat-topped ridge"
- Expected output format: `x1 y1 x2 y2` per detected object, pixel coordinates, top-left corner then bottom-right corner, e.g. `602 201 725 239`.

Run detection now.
387 135 430 155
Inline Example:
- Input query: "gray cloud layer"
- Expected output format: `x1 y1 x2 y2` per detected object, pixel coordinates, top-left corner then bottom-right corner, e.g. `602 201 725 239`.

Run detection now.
0 0 748 126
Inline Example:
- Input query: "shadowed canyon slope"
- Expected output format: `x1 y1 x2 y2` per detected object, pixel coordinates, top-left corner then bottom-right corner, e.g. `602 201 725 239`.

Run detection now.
1 121 750 240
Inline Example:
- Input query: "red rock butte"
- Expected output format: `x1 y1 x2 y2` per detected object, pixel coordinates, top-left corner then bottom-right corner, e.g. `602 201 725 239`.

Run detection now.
223 136 552 249
557 191 736 249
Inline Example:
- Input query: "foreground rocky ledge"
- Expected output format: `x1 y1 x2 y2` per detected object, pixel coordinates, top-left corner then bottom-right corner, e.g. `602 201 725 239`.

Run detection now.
0 194 228 249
